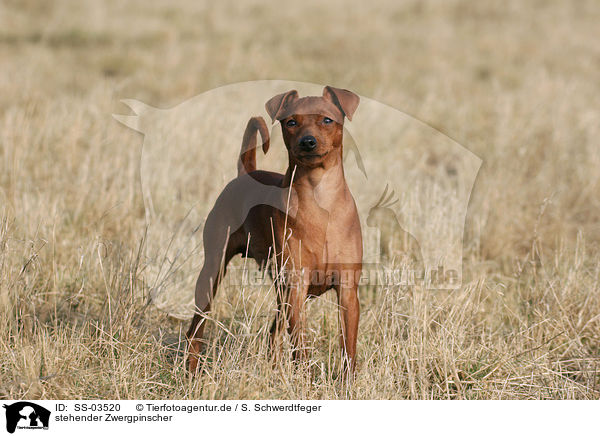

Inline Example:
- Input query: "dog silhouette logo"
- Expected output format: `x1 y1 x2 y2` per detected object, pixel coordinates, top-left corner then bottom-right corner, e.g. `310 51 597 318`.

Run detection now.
2 402 50 433
113 80 481 318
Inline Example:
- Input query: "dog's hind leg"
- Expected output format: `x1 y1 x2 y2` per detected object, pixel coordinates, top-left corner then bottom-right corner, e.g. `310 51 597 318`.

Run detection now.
186 224 242 374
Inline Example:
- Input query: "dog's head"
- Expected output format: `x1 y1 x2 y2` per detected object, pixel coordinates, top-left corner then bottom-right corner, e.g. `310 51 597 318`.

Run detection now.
265 86 359 168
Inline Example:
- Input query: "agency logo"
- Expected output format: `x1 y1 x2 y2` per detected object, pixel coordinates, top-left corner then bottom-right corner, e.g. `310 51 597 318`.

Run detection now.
2 402 50 434
114 80 481 317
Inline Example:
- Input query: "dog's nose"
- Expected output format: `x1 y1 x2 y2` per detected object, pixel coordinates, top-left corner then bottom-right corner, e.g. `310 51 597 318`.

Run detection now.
299 135 317 151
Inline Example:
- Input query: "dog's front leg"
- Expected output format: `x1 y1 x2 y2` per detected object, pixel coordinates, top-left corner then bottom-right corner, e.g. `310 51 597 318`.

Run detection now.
286 271 309 362
337 281 360 375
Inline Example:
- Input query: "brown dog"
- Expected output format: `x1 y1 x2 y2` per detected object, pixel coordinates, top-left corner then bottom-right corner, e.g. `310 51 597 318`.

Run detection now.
186 86 362 374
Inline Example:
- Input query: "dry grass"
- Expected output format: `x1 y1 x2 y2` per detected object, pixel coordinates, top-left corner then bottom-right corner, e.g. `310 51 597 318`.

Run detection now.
1 0 599 399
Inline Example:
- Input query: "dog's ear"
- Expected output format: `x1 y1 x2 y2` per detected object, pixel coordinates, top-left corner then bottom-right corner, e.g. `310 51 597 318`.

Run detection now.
265 90 299 122
322 86 360 121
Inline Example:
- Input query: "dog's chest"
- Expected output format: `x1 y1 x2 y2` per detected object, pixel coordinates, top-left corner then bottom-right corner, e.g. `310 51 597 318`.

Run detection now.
288 190 361 268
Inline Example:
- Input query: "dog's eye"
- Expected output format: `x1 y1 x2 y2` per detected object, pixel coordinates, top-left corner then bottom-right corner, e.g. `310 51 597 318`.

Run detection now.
323 117 333 124
285 119 298 128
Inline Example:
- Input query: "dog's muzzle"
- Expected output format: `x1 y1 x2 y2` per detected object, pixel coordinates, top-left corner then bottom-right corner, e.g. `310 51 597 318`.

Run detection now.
298 135 317 151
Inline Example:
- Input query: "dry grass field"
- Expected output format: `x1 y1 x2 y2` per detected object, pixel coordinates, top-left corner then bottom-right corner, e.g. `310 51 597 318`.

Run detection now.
1 0 599 399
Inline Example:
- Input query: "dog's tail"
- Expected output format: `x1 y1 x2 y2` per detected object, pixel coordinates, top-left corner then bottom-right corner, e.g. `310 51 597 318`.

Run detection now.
238 116 270 176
